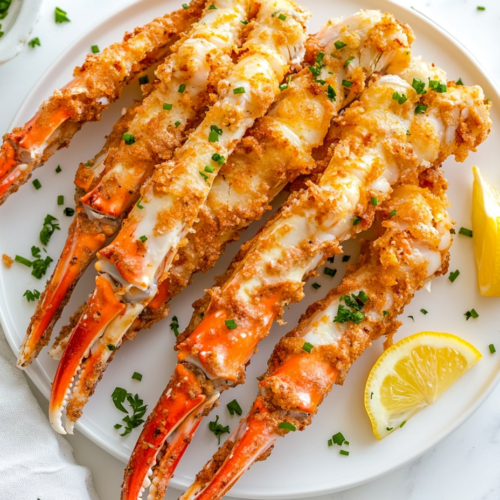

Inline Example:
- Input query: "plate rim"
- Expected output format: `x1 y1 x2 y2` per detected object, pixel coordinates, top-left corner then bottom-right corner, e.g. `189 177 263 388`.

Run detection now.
2 0 500 498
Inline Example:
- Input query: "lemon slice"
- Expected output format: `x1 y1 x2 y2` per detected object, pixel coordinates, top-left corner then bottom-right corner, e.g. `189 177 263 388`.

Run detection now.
472 166 500 296
365 332 481 439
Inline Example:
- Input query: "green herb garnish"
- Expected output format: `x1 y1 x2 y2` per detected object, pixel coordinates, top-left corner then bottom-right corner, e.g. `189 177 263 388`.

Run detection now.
123 133 135 145
91 45 99 54
23 289 40 302
225 319 237 329
40 214 60 245
132 372 143 381
459 227 473 237
208 415 229 444
302 342 314 353
227 399 242 416
465 309 479 321
449 270 460 283
32 179 42 190
170 316 180 337
29 38 41 48
55 7 70 23
278 421 296 432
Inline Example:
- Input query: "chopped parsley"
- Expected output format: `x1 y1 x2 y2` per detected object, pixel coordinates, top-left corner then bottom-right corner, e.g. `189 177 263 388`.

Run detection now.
227 399 242 416
449 270 460 283
55 7 70 23
386 427 393 431
465 309 479 321
324 267 336 277
23 289 40 302
334 292 369 324
40 215 60 245
302 342 314 353
233 87 245 94
415 104 428 114
111 389 148 436
400 420 406 428
163 103 172 110
63 207 75 216
55 165 62 173
132 372 143 381
383 310 389 320
208 415 229 444
332 431 345 445
392 91 407 104
308 52 324 78
334 40 347 50
225 319 237 329
208 124 223 142
29 38 41 48
411 78 426 95
178 83 186 93
170 316 180 337
459 227 473 237
312 282 321 289
489 344 496 354
91 44 100 54
278 421 296 432
123 133 135 145
456 78 463 86
31 258 52 280
406 130 411 135
32 179 42 190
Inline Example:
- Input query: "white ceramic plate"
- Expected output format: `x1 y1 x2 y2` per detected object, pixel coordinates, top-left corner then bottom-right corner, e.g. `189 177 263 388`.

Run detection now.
1 0 500 498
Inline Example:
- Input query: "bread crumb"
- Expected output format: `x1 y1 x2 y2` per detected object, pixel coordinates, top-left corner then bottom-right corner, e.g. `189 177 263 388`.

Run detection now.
2 254 13 268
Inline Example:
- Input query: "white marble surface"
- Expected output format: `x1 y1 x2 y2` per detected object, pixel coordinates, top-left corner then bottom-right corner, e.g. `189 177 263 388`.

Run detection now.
1 0 500 499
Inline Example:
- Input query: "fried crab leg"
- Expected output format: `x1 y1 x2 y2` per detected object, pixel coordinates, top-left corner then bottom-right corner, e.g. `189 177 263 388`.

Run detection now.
18 0 249 369
125 57 491 500
181 166 453 499
0 0 205 205
50 0 310 440
51 10 414 437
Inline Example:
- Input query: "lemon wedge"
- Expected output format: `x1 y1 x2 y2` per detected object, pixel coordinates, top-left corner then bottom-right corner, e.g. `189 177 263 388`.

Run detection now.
365 332 481 439
472 166 500 296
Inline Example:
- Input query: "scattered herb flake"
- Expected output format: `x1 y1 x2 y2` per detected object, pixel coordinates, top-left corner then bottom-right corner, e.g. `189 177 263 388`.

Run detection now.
340 450 349 456
55 165 62 173
227 399 242 416
342 255 350 262
32 179 42 190
420 308 428 315
40 215 60 245
312 282 321 289
233 86 245 94
63 207 75 216
91 44 99 54
302 342 314 353
123 133 135 145
459 227 473 237
170 316 180 337
163 103 172 110
23 289 40 302
132 372 143 381
449 270 460 283
225 319 237 329
334 40 347 50
278 421 296 432
332 432 345 445
371 196 378 206
107 344 116 351
208 415 230 444
324 267 336 277
55 7 70 23
29 37 41 48
465 309 479 321
408 315 414 322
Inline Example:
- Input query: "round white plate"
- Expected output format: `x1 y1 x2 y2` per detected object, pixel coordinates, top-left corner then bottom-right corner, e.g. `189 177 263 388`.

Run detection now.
1 0 500 498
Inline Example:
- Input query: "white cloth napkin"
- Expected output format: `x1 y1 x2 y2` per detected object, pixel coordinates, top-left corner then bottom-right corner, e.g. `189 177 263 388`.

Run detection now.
0 328 99 500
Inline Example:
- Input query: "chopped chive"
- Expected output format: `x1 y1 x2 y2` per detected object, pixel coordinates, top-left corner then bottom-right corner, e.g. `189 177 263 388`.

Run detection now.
400 420 406 428
459 227 473 237
477 6 485 10
302 342 314 353
420 308 428 315
139 235 147 243
344 56 354 67
456 77 463 85
55 7 70 23
91 44 100 54
386 427 393 431
226 399 242 416
208 131 219 142
208 3 217 9
278 13 286 21
327 84 336 102
136 198 144 209
371 196 378 206
327 256 334 263
175 121 181 128
278 422 296 432
32 179 42 190
324 267 336 277
415 104 428 114
449 270 460 282
383 310 389 320
344 441 349 445
312 282 321 289
389 209 397 217
328 438 333 447
123 133 135 145
29 37 41 48
199 171 209 181
57 195 64 206
63 207 75 216
315 78 326 85
406 130 411 135
225 319 237 329
342 79 353 87
240 20 249 24
489 344 496 354
392 91 407 104
332 432 345 445
132 372 143 381
429 79 447 93
233 86 245 94
85 162 91 167
342 255 350 262
55 165 62 173
204 165 215 173
352 216 361 226
408 315 414 321
334 40 347 49
170 316 180 336
370 392 373 399
411 78 426 95
339 450 349 456
465 309 479 321
178 83 186 93
279 83 288 91
107 344 116 351
138 75 149 85
163 103 172 110
211 153 225 165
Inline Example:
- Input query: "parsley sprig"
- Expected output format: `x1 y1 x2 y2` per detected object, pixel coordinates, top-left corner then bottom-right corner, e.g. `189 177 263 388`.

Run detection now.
111 387 148 436
40 215 60 245
208 415 230 444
